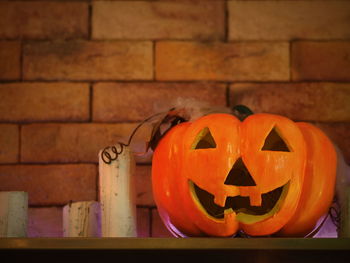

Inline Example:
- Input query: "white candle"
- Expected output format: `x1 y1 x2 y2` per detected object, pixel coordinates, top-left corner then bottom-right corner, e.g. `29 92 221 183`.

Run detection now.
0 191 28 237
63 201 101 237
98 144 137 237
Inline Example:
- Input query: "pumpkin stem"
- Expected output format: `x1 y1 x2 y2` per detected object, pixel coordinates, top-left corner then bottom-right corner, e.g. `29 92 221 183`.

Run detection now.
232 105 254 121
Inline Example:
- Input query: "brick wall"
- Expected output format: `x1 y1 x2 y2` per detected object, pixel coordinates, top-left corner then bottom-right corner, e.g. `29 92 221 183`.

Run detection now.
0 0 349 238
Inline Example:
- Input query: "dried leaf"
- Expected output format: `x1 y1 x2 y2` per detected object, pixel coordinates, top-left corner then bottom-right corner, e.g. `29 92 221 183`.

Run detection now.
146 106 234 151
148 108 188 151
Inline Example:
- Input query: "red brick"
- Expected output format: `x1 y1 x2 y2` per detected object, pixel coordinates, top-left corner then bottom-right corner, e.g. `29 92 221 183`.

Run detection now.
316 123 350 165
0 41 20 80
230 83 350 122
92 1 225 40
292 41 350 81
0 2 88 39
151 209 173 237
137 208 150 237
228 1 350 41
0 124 19 163
23 41 153 81
156 41 289 81
28 207 63 237
93 82 227 122
135 166 154 206
22 124 153 203
0 164 97 206
21 123 151 164
0 83 89 122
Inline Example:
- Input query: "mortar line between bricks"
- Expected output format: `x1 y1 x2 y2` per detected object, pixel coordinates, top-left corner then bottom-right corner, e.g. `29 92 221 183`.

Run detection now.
224 0 229 42
1 38 350 42
0 80 93 84
0 120 143 125
88 0 93 40
289 41 293 81
89 83 93 122
0 162 153 166
0 120 108 125
1 0 91 2
0 162 101 166
0 79 233 84
1 80 350 85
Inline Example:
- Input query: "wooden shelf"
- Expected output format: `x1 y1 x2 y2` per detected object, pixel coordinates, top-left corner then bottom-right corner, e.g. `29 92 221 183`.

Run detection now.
0 237 349 250
1 238 349 262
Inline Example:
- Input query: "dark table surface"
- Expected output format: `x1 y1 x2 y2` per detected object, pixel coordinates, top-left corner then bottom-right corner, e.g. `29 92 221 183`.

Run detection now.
1 238 349 262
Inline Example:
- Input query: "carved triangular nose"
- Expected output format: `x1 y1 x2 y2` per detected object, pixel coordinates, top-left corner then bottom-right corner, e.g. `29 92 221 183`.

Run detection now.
224 157 256 186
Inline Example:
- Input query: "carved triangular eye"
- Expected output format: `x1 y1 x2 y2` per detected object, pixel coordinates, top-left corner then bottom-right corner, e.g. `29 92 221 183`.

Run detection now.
224 158 256 186
192 127 216 149
261 127 291 152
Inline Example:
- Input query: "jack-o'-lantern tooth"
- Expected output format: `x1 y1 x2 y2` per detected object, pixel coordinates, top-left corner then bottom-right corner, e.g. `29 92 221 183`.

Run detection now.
224 208 235 218
249 193 262 207
214 195 226 207
239 186 262 206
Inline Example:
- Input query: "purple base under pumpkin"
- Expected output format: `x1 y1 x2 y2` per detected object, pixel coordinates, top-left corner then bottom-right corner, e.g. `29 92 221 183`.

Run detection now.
163 211 338 238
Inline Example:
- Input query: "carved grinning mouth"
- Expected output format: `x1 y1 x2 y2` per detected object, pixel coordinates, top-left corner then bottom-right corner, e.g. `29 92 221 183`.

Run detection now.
189 181 287 219
188 125 292 221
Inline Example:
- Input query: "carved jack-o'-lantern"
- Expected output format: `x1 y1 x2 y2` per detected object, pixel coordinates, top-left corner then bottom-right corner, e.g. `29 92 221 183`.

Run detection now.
152 109 337 237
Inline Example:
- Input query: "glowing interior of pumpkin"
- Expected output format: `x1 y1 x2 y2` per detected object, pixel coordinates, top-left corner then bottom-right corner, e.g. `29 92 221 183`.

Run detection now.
188 125 292 225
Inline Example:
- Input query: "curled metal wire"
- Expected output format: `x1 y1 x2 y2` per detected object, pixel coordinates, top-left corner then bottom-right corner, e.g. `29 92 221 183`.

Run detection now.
101 143 126 164
100 112 165 165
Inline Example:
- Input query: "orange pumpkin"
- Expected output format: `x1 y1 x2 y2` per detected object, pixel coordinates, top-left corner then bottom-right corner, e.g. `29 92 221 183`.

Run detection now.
151 109 337 237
